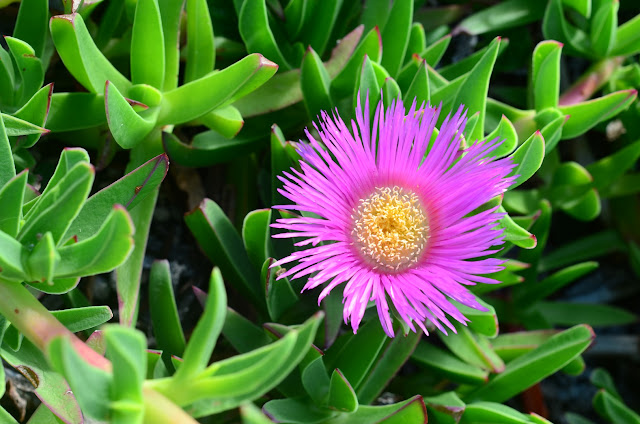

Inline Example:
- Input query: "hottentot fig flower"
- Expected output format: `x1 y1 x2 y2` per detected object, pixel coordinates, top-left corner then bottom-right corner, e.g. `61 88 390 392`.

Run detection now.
272 96 516 337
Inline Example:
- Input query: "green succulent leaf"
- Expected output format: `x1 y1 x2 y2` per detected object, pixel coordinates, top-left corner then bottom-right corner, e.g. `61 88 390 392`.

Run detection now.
355 55 381 115
421 35 451 68
174 267 227 381
299 0 342 56
454 0 546 36
357 330 421 404
438 323 505 373
380 0 413 77
611 13 640 56
327 369 358 412
403 59 429 109
460 402 532 424
13 0 48 58
48 336 112 421
185 0 215 83
332 26 383 96
0 170 27 237
105 81 157 149
55 205 134 281
162 129 266 167
301 47 333 119
199 105 244 139
589 0 618 57
530 41 562 111
19 162 94 248
104 325 146 423
5 36 44 107
184 198 264 309
508 130 545 189
50 13 131 94
11 84 53 150
65 153 168 242
149 260 186 357
465 325 594 403
130 0 165 89
159 54 277 125
239 0 292 70
1 338 83 423
533 301 636 327
593 388 640 424
47 92 107 132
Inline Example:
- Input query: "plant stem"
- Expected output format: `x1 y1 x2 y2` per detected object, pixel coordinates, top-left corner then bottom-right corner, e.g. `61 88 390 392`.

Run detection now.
0 280 111 370
559 57 625 106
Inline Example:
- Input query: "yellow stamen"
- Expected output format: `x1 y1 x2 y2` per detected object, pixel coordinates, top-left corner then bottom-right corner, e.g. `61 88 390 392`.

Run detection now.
351 186 429 272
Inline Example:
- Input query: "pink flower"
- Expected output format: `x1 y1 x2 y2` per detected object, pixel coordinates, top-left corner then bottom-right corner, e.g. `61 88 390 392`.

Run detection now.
272 96 516 337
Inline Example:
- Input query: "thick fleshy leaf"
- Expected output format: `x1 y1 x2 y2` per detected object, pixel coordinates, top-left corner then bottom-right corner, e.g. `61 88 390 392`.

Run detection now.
50 13 131 94
158 54 277 125
508 130 545 189
499 207 537 249
611 13 640 56
439 323 505 373
559 90 637 139
590 0 618 57
439 37 507 81
184 198 264 309
461 402 532 424
542 0 591 57
530 41 562 111
355 55 381 115
452 37 501 142
185 0 215 83
157 0 182 91
454 0 546 36
538 230 625 273
5 37 44 107
492 330 560 362
587 139 640 192
65 153 168 242
232 68 302 118
402 59 429 109
485 114 517 158
19 162 94 247
0 115 15 188
47 92 106 132
2 339 83 423
48 336 112 421
331 26 383 96
13 0 48 58
324 319 389 390
404 23 426 64
465 325 594 403
1 113 48 137
380 0 413 77
174 268 226 381
454 296 499 338
301 356 331 405
594 389 640 424
199 105 244 138
534 301 636 327
222 307 272 354
0 230 28 283
327 369 358 412
301 47 333 119
284 0 314 39
516 261 598 306
243 209 272 273
149 260 186 357
11 84 53 150
299 0 342 56
183 313 323 417
357 330 421 404
422 34 451 68
26 232 58 285
105 81 157 149
0 171 27 237
424 391 465 424
130 0 164 88
239 0 291 70
55 205 134 280
162 127 266 167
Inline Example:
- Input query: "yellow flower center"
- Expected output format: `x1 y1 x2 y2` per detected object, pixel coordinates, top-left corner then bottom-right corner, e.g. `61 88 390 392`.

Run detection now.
351 186 429 272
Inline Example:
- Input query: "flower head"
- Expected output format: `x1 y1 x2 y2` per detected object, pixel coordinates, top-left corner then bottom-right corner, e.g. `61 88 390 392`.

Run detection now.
272 96 516 337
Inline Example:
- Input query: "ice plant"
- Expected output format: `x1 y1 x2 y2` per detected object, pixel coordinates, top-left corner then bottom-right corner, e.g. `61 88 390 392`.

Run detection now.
272 96 517 337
